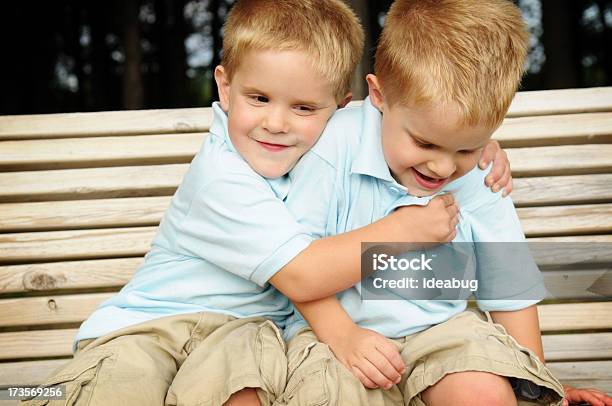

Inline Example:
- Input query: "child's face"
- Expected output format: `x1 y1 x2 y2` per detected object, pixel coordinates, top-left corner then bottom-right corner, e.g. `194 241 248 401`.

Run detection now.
215 49 343 178
368 75 494 197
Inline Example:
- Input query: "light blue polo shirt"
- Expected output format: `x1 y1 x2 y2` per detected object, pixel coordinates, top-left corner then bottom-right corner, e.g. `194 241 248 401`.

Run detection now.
283 98 547 339
75 103 315 345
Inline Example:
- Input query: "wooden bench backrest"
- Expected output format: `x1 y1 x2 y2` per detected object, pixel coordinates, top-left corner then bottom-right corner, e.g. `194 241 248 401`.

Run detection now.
0 87 611 394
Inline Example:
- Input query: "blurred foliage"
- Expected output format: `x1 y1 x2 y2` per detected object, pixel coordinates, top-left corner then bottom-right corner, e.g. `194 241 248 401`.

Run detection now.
0 0 610 114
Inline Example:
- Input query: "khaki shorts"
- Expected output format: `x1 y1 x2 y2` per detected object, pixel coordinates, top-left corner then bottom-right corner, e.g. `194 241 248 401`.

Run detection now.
281 310 565 406
22 312 288 406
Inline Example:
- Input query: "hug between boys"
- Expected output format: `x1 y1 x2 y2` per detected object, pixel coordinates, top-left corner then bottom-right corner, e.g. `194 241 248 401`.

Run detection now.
25 1 612 406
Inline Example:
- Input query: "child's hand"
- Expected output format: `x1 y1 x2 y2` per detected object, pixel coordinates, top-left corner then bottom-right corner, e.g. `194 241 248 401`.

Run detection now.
326 324 405 390
562 384 612 406
396 194 459 243
479 139 513 197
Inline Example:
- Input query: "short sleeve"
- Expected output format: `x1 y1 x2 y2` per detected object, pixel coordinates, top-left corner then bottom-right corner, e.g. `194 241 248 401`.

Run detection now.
176 155 314 287
460 172 547 311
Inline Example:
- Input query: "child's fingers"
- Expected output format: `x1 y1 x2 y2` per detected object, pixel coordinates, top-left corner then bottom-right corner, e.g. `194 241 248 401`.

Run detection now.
364 350 401 386
491 164 511 193
375 341 405 376
351 365 378 389
502 177 513 197
435 193 455 207
356 357 395 389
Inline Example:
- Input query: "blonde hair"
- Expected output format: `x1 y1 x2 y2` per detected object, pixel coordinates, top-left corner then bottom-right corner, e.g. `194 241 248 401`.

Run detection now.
221 0 364 101
375 0 529 127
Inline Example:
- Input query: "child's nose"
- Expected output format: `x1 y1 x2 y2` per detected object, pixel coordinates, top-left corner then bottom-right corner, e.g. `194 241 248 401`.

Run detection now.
262 107 290 134
427 155 456 178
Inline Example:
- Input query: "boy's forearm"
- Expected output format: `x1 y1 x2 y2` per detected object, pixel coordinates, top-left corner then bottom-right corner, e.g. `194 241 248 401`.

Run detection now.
270 215 407 302
490 305 545 363
293 295 358 345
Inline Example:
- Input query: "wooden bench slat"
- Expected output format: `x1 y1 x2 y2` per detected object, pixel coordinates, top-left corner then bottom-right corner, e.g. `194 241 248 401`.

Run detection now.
0 108 213 141
494 112 612 148
542 333 612 362
507 144 612 177
518 204 612 236
506 87 612 117
512 174 612 207
0 358 610 394
543 269 612 300
0 227 156 264
1 143 609 203
0 134 206 171
1 327 609 363
0 197 171 232
1 207 608 265
0 293 113 328
2 112 611 171
538 302 612 331
0 329 77 360
1 174 611 233
0 237 608 295
0 258 141 294
0 292 608 331
0 164 188 203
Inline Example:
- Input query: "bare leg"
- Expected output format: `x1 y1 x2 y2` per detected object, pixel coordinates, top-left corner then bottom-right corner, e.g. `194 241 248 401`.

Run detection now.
223 388 262 406
421 371 517 406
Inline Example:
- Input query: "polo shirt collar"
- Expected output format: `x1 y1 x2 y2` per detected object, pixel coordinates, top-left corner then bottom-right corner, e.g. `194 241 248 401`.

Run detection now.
209 102 290 200
350 98 396 184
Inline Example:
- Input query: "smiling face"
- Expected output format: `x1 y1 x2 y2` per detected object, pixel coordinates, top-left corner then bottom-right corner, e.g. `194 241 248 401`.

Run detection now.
215 49 346 179
367 74 496 197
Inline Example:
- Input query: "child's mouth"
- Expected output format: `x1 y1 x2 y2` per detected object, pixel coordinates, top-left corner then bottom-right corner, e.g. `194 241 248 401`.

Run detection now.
257 140 289 152
412 168 447 190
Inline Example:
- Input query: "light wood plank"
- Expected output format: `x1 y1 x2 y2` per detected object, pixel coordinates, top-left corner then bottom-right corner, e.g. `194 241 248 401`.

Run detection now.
542 333 612 362
0 227 155 264
0 164 188 203
543 269 612 300
0 359 609 393
0 108 213 141
507 144 612 177
507 87 612 117
495 112 612 147
529 239 612 267
548 361 612 394
0 329 77 360
0 359 68 388
1 176 611 232
538 302 612 331
0 258 141 294
0 197 171 232
0 293 113 328
0 133 205 171
518 204 612 236
512 174 612 207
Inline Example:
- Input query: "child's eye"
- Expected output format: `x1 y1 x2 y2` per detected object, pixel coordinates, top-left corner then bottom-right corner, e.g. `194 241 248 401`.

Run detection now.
459 149 477 155
249 95 269 104
293 105 317 115
414 138 435 149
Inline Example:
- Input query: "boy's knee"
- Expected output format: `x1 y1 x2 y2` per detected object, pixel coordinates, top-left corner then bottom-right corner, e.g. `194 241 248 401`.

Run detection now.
224 388 262 406
421 372 516 406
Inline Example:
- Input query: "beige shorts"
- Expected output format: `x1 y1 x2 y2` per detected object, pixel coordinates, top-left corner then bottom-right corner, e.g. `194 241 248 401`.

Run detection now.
22 312 288 406
281 310 565 406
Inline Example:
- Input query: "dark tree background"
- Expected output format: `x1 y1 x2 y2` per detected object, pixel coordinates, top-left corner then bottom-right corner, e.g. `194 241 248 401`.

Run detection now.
0 0 610 115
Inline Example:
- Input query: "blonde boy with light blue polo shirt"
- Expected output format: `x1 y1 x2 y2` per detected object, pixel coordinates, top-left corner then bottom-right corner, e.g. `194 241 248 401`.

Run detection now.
279 1 611 405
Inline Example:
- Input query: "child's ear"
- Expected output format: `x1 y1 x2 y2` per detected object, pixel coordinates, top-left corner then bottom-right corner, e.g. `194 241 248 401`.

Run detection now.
214 65 231 111
338 92 353 108
366 74 385 112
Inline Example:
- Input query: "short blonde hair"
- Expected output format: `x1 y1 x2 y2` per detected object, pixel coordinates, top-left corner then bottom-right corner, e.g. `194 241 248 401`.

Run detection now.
221 0 364 101
375 0 529 127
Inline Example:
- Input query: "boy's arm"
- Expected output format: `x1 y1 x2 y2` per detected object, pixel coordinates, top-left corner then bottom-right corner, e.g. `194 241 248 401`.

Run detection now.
270 194 459 302
294 297 405 390
491 307 612 406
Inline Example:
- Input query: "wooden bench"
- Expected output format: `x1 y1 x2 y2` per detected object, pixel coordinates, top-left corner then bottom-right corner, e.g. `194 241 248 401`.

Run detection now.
0 87 611 403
